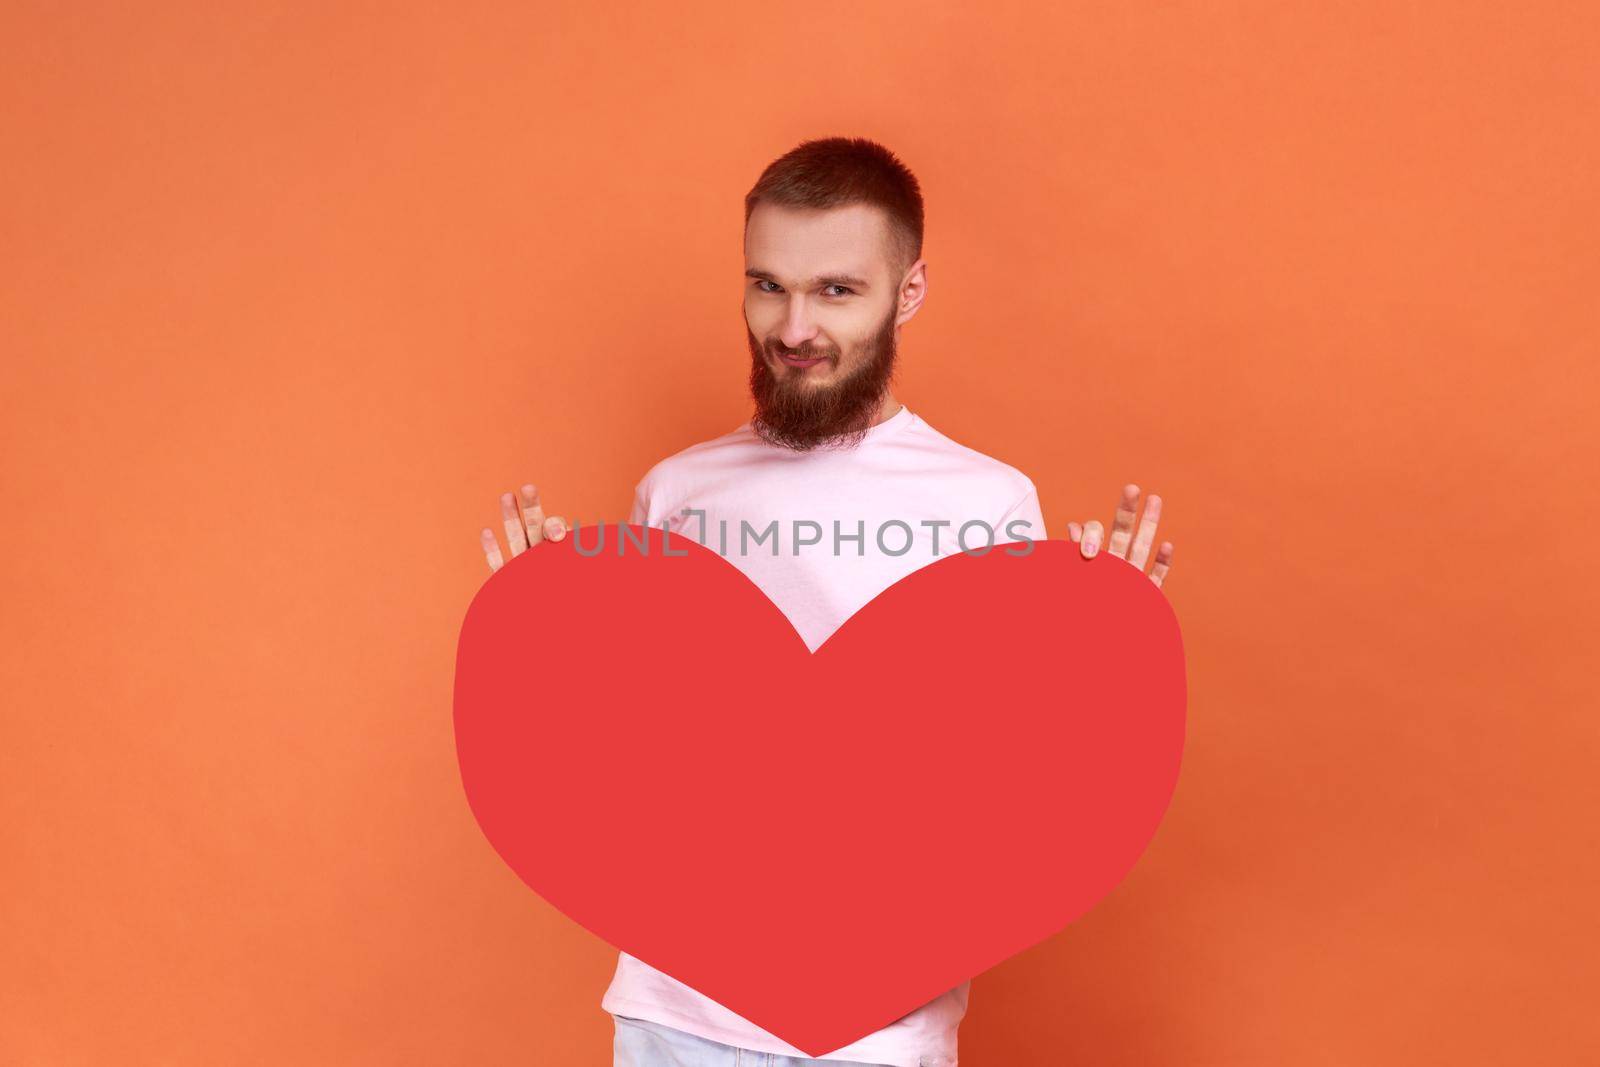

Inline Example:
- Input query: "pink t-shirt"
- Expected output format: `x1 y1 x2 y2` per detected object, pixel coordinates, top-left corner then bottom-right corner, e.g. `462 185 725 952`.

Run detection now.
600 404 1045 1067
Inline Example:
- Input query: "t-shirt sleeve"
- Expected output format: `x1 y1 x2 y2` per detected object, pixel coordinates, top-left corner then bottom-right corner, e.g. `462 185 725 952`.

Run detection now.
627 477 650 527
995 478 1047 544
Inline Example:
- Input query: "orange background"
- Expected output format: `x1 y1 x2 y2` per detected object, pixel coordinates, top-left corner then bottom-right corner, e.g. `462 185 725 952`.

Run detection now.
3 3 1596 1064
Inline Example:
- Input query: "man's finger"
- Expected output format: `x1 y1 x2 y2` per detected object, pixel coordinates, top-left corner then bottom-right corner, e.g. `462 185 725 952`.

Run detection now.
1128 494 1162 571
1067 521 1083 543
519 484 547 548
481 527 505 573
544 515 568 542
502 492 530 557
1081 519 1104 558
1149 541 1174 589
1107 484 1139 559
524 486 556 550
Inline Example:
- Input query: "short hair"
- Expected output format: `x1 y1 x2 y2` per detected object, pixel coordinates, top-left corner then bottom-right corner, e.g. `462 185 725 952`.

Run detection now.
743 137 925 282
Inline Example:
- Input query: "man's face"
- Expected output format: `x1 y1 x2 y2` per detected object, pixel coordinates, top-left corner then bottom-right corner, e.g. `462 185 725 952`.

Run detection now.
743 202 906 452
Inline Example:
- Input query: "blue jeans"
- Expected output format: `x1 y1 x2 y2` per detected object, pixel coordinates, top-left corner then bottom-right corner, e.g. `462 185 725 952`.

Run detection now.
611 1013 894 1067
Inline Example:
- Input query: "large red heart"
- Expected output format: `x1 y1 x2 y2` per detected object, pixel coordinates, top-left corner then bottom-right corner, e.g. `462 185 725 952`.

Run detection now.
453 524 1185 1057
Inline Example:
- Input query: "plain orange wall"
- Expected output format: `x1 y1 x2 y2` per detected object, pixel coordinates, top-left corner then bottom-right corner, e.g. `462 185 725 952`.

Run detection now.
3 3 1596 1064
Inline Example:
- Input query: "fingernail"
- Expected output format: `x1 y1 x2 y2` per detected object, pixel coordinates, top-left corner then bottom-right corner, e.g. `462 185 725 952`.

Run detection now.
1085 538 1099 557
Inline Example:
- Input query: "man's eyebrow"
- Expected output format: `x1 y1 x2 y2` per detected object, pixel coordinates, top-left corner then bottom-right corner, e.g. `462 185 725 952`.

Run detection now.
745 268 871 290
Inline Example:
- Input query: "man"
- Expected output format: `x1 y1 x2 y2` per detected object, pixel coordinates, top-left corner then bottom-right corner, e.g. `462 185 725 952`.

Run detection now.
478 137 1175 1067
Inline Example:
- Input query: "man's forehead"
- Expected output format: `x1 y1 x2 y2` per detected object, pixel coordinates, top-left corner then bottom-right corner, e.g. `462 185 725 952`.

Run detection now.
748 200 885 238
745 202 890 282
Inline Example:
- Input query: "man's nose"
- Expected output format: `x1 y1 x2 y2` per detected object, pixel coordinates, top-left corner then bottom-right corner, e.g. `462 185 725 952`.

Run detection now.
779 297 820 348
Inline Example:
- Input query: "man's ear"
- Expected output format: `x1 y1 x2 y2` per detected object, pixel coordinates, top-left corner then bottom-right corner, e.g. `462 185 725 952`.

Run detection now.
896 258 929 324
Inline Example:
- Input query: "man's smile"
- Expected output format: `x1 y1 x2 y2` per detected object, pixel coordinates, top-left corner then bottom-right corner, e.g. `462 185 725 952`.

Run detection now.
777 351 830 369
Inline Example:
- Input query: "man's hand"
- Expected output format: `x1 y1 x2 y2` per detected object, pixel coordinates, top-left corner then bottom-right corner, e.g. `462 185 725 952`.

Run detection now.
1066 483 1174 589
479 483 570 573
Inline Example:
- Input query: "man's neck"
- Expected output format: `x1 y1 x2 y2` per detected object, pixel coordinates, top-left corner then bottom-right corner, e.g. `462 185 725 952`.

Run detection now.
872 393 904 426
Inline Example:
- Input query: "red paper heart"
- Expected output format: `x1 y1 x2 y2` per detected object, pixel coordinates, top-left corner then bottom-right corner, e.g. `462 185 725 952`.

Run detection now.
453 524 1185 1057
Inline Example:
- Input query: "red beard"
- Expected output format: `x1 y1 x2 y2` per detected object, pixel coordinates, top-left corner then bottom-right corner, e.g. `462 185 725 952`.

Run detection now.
746 301 899 452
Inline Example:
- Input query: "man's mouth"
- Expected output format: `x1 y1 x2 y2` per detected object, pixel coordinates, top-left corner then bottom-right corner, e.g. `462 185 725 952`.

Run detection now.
777 351 829 368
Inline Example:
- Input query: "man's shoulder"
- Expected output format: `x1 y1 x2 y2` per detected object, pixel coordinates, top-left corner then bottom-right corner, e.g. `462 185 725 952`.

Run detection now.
906 413 1038 499
633 419 756 493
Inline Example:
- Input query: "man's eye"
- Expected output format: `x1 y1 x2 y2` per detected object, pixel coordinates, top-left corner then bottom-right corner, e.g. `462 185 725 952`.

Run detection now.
752 281 853 297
